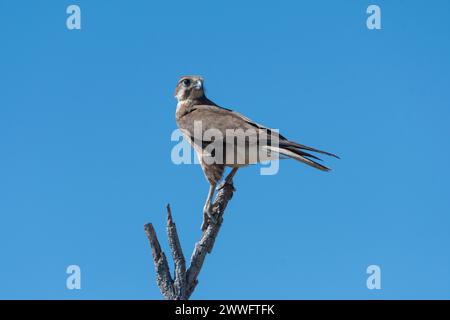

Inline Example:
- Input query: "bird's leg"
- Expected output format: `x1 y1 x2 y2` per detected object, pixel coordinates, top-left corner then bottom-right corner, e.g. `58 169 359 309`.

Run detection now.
217 167 238 191
201 183 217 231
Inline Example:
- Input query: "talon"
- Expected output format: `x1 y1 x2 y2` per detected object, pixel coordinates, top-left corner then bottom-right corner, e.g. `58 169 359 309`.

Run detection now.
201 205 217 230
205 207 217 224
217 181 225 191
217 180 235 191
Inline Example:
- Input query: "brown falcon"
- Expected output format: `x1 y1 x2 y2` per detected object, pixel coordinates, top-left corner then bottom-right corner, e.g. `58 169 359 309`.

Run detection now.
174 76 339 230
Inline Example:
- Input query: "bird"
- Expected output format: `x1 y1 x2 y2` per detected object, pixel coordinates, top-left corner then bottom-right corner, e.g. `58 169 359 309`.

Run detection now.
174 75 339 230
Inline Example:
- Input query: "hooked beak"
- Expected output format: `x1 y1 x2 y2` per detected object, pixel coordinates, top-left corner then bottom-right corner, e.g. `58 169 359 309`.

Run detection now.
194 79 203 90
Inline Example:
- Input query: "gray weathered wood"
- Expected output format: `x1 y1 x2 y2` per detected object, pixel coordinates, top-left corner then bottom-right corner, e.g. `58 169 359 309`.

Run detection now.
166 204 187 299
144 223 175 300
144 182 235 300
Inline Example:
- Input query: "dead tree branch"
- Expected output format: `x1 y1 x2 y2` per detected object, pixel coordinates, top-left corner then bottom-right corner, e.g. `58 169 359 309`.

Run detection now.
144 182 235 300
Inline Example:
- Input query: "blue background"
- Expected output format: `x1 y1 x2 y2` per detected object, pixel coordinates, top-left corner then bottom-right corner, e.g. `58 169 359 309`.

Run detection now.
1 0 449 299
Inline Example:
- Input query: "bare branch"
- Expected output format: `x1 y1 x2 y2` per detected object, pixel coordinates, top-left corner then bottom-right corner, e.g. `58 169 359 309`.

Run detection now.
144 223 175 300
145 182 235 300
185 182 234 298
166 204 187 299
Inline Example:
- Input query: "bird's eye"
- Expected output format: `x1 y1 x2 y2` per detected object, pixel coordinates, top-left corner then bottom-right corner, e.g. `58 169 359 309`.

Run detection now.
182 79 191 87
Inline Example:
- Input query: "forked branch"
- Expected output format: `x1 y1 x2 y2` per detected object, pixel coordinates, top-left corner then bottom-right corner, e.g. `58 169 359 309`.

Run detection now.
144 182 235 300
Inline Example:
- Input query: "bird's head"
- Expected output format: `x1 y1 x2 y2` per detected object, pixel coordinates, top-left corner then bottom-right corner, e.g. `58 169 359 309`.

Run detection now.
174 76 205 102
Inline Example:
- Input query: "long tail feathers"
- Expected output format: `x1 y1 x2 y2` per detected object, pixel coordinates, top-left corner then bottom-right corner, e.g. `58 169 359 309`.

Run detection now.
279 140 340 159
264 139 339 172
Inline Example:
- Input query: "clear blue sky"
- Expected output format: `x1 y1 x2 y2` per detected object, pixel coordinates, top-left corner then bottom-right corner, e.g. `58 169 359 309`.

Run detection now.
1 0 450 299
